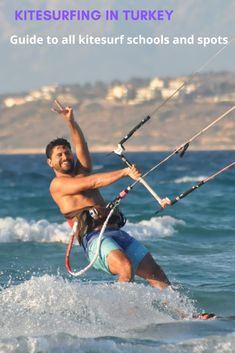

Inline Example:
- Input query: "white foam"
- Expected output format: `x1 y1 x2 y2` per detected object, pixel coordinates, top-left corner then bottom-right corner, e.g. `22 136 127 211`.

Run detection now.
174 175 207 184
0 217 69 243
125 216 185 240
0 216 185 243
0 275 196 341
93 164 104 170
159 331 235 353
3 275 232 353
1 331 235 353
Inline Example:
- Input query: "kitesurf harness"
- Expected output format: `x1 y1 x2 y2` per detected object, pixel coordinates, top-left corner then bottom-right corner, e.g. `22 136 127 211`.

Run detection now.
64 205 125 275
64 205 126 244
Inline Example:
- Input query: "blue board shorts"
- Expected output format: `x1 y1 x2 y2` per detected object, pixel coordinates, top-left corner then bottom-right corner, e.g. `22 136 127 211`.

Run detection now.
82 228 149 275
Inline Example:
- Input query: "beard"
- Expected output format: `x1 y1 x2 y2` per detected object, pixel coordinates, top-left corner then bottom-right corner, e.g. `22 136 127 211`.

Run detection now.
58 159 75 174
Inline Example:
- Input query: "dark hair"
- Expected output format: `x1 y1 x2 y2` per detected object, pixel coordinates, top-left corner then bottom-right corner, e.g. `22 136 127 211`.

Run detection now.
45 137 71 158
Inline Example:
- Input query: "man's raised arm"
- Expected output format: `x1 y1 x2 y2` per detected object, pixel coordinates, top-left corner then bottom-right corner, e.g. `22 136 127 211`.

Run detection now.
52 100 92 173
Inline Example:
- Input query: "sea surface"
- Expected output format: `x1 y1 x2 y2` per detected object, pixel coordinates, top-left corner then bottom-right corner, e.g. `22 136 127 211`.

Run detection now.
0 151 235 353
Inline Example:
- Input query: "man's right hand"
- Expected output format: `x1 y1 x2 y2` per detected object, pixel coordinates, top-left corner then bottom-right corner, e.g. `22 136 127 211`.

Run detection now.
126 164 142 181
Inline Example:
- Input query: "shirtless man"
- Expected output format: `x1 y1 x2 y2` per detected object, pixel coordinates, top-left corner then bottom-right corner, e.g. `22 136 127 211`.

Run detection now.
46 102 171 289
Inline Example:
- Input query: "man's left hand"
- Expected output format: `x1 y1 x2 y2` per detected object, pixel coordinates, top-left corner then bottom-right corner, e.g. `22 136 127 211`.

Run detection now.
160 197 172 208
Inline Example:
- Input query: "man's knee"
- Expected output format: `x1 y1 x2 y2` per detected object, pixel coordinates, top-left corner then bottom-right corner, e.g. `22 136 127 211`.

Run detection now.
136 253 170 287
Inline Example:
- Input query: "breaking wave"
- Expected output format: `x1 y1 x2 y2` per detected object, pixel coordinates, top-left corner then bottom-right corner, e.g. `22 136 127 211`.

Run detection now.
0 216 185 243
174 175 207 184
0 275 233 353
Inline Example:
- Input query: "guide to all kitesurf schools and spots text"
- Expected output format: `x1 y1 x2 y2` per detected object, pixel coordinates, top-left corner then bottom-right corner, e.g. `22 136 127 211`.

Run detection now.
9 6 229 48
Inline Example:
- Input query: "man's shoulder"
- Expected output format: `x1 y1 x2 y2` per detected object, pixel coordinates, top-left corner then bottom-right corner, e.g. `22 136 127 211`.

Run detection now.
50 175 71 191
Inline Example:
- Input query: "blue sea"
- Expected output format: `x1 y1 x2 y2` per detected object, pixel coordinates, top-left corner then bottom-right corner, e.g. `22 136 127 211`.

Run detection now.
0 151 235 353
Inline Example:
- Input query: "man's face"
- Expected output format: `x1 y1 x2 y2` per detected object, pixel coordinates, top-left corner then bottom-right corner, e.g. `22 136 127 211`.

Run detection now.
47 145 74 174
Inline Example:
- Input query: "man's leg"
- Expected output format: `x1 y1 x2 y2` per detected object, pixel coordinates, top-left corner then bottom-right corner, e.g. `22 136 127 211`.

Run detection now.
136 253 171 289
107 249 134 282
88 233 133 281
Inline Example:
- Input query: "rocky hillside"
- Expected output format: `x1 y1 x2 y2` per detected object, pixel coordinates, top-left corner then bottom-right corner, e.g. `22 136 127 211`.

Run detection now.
0 72 235 153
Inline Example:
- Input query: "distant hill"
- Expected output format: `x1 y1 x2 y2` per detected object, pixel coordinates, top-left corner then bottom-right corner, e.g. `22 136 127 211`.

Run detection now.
0 72 235 154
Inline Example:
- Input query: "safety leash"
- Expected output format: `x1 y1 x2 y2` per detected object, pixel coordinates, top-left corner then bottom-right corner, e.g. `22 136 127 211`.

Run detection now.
64 203 120 277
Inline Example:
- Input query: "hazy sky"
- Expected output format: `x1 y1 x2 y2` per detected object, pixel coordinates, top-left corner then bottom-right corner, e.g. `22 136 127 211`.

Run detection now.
1 0 234 94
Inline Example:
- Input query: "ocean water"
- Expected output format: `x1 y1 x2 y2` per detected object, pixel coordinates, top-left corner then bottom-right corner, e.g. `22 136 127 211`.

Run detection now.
0 151 235 353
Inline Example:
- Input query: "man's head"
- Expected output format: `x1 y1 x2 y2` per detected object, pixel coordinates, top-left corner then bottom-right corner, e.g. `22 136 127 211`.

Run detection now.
46 138 74 174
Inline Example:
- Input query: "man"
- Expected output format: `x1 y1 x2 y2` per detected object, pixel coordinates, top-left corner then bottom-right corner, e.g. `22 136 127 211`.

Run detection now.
46 101 172 289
